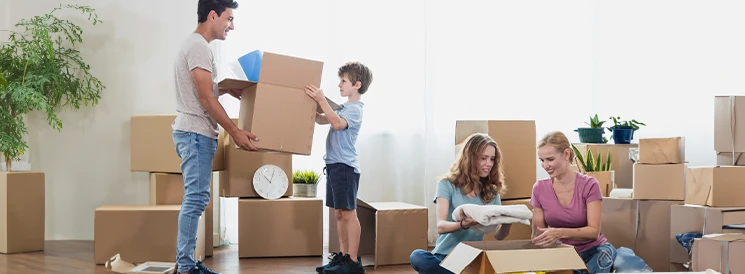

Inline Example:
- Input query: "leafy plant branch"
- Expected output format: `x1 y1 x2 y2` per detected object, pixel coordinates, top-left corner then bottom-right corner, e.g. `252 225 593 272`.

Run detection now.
0 4 104 171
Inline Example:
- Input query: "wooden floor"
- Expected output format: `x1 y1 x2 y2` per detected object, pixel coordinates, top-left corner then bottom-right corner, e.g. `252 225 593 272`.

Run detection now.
0 241 418 274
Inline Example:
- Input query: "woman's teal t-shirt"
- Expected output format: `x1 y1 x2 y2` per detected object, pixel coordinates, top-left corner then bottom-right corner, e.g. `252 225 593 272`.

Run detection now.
431 179 501 255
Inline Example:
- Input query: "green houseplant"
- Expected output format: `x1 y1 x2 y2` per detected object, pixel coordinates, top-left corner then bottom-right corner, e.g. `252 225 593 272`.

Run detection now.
0 5 103 254
607 116 645 144
0 4 104 172
292 169 321 198
571 143 614 196
574 114 608 144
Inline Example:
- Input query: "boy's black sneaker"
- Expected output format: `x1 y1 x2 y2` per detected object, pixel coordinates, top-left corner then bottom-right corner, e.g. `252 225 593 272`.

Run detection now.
323 254 365 274
316 252 344 273
195 261 219 274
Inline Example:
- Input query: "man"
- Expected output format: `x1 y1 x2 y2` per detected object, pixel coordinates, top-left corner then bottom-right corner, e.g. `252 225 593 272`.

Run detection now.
171 0 258 273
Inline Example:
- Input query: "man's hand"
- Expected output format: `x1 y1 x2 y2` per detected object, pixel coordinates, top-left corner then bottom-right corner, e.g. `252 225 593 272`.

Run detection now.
219 87 243 100
231 129 259 151
304 85 325 103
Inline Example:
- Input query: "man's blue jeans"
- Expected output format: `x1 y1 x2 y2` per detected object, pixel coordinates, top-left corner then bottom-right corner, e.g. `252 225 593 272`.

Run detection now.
173 130 216 273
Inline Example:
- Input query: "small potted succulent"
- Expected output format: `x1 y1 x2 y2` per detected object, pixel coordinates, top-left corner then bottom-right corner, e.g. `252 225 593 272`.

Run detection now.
607 116 645 144
574 114 608 144
571 143 614 196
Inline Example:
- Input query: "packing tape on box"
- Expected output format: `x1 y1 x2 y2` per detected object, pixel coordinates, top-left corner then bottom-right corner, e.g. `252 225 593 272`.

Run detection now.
609 188 633 199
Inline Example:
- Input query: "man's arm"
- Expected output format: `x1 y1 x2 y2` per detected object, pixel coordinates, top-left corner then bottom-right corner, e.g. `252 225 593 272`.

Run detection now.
192 68 257 150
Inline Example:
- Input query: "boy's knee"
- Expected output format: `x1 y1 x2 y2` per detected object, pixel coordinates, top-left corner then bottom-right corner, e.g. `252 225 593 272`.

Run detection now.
335 208 357 221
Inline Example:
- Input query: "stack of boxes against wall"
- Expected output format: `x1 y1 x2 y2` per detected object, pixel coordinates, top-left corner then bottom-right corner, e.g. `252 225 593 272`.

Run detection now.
680 96 745 273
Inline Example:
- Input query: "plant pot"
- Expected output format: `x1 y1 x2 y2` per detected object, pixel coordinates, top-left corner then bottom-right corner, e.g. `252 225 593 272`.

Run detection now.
611 126 634 144
574 128 605 143
0 171 45 254
293 183 318 198
583 170 615 197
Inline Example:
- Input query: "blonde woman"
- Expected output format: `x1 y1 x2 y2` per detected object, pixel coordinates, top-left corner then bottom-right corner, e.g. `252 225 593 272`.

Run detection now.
409 133 511 274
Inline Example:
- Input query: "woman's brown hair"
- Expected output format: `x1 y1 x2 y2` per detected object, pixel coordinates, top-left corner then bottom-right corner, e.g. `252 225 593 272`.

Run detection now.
445 133 506 203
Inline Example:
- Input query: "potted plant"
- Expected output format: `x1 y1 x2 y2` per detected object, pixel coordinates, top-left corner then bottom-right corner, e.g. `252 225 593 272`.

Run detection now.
292 169 321 198
571 144 614 197
607 117 646 144
0 5 104 253
574 114 608 144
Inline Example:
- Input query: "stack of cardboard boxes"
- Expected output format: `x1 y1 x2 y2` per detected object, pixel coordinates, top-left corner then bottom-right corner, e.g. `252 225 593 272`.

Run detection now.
92 114 216 265
454 120 537 241
602 137 686 272
217 50 324 259
677 96 745 273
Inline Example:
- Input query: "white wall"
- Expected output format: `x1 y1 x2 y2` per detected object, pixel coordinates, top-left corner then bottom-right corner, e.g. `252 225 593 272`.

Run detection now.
3 0 738 242
592 0 745 166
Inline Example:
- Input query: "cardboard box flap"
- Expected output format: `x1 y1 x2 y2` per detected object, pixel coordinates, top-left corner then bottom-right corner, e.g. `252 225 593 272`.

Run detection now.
236 50 323 90
104 253 175 274
367 202 427 211
702 233 745 242
218 78 258 89
439 242 485 273
318 97 342 114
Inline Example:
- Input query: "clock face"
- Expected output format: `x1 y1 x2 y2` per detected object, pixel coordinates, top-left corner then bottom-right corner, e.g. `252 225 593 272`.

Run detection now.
252 164 288 200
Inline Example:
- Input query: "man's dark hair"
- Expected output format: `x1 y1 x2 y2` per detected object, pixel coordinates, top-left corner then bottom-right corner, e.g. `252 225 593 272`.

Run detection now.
197 0 239 23
338 62 373 94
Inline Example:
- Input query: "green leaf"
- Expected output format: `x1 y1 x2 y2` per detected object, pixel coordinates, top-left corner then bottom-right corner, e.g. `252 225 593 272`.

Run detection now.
571 144 588 172
594 151 602 172
0 74 6 89
586 148 596 172
606 151 612 171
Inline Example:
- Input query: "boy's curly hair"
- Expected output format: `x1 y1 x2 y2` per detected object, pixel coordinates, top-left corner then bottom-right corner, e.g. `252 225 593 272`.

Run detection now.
338 62 373 94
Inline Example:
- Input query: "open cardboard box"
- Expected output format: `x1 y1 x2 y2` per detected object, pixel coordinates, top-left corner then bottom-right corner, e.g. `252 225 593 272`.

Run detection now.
439 240 588 274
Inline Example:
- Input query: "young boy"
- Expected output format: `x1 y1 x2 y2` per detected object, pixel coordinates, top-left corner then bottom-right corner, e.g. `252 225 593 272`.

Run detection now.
304 62 373 274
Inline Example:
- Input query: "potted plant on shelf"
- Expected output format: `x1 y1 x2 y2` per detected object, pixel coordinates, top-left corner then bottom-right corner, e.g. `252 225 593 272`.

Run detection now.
607 116 646 144
0 5 104 253
574 114 608 144
571 144 614 197
292 169 321 198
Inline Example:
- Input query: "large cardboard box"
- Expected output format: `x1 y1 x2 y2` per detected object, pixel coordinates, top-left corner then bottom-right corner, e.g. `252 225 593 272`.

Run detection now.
573 143 638 189
329 199 428 268
715 95 745 152
686 166 745 207
632 163 685 200
130 115 225 173
0 172 45 254
238 198 322 258
691 234 745 273
219 51 323 155
439 241 588 274
94 205 205 265
638 137 685 164
455 120 536 199
483 199 534 241
220 127 293 198
148 173 214 256
670 205 745 264
601 198 682 272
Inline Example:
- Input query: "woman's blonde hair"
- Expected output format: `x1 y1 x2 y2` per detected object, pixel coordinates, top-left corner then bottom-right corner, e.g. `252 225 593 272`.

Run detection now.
537 130 575 163
445 133 506 203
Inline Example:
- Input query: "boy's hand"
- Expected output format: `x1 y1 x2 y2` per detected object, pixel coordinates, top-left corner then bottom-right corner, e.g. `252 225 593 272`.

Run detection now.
304 85 325 103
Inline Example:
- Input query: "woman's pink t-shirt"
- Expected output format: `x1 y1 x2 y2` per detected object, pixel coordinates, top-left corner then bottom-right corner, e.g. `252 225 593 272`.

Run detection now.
529 172 607 253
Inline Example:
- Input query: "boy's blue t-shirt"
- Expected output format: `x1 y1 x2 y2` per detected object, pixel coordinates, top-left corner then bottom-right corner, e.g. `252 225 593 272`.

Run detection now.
431 179 502 256
324 101 364 174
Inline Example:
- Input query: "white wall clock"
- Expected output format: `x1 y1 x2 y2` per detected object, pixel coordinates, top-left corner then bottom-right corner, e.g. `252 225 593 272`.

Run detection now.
252 164 288 200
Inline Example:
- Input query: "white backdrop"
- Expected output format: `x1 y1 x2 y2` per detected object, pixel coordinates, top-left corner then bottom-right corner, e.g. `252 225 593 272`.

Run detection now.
2 0 740 242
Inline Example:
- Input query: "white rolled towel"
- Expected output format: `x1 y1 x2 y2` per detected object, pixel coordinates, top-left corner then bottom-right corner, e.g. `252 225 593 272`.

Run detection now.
452 204 533 234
